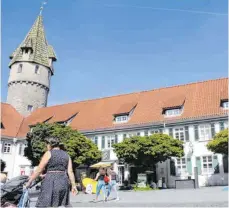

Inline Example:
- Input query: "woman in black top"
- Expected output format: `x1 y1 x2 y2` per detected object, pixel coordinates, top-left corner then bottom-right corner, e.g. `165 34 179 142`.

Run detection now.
94 167 109 202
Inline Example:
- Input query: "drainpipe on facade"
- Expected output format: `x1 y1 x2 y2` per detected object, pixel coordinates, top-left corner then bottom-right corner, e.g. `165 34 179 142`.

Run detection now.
11 138 18 178
163 121 169 187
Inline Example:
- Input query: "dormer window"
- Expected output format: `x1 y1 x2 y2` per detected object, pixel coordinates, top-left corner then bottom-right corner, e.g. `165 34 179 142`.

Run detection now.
1 122 4 129
35 65 40 74
113 103 137 124
18 64 23 73
163 107 183 117
115 115 129 123
27 105 33 112
56 114 77 126
221 100 229 109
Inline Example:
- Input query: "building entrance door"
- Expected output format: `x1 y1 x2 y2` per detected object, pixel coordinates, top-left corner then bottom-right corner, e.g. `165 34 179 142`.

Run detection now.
117 165 124 186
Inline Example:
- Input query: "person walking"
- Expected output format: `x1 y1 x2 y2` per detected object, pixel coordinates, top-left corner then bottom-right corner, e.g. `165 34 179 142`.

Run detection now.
0 159 7 185
94 167 109 202
107 165 119 201
25 137 78 207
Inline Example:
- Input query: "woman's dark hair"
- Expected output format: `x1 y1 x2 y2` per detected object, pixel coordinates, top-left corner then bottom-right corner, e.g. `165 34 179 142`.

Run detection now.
1 159 6 172
45 137 61 148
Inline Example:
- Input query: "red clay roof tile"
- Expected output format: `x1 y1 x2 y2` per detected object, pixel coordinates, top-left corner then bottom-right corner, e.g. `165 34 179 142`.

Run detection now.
1 78 228 138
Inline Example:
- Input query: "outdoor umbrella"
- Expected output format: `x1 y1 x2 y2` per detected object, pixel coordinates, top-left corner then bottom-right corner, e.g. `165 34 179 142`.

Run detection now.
90 162 111 168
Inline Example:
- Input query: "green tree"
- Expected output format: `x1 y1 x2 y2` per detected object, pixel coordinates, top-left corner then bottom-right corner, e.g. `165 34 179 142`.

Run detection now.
207 129 228 155
113 134 184 170
25 123 102 168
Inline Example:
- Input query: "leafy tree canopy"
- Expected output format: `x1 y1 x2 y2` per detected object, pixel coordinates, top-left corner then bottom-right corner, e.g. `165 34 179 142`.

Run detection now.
113 134 184 169
207 129 228 155
25 123 102 167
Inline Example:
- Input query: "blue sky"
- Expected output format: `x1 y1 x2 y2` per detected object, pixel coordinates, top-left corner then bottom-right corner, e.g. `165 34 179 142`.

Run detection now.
1 0 227 106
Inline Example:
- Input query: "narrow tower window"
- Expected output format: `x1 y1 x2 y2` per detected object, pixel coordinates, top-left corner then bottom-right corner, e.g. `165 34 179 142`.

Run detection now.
27 105 33 112
17 64 23 73
35 65 40 74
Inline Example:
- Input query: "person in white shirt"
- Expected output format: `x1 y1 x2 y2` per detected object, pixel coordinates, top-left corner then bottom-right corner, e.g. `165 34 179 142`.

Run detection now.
107 165 119 201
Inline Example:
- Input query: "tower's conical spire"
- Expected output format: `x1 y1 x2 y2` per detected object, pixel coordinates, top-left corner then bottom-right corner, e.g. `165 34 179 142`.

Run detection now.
9 9 56 69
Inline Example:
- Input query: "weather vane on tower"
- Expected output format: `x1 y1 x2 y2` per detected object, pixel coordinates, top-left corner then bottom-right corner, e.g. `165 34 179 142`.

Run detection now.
40 1 48 15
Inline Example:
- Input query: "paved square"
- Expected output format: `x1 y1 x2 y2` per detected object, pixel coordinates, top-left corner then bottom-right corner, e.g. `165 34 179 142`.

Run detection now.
30 186 228 207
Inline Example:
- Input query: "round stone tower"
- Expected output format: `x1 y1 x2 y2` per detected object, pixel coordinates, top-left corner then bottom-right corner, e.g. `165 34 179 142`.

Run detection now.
7 14 57 116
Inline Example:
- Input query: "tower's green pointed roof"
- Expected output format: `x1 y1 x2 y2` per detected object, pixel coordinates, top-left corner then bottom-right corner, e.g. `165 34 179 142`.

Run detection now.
9 15 57 68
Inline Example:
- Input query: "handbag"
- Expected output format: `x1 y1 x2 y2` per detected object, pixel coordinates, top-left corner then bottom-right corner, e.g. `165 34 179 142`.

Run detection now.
104 175 110 184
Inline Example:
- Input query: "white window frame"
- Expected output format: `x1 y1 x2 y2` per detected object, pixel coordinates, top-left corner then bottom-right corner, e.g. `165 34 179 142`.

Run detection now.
106 135 116 149
150 129 160 135
35 65 40 74
3 143 12 154
115 115 129 123
176 157 187 176
18 143 25 156
17 64 23 73
222 101 229 109
91 137 98 146
27 105 33 112
199 124 212 141
202 155 213 174
173 127 185 141
224 121 228 129
164 108 182 117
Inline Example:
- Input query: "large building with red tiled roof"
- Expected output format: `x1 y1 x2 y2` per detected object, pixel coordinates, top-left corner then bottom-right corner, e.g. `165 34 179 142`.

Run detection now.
1 12 228 187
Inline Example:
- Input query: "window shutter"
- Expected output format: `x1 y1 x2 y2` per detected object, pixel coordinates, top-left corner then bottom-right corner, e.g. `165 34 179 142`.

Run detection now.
185 126 189 142
187 157 192 175
115 135 118 144
211 123 215 138
194 125 199 141
19 144 22 155
213 155 219 174
223 155 228 173
169 128 173 137
123 134 127 140
170 159 176 176
220 122 225 131
195 157 201 175
102 136 105 149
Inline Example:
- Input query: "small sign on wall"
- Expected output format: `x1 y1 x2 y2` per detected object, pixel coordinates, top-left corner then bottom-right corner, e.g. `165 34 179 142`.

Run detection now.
137 173 147 187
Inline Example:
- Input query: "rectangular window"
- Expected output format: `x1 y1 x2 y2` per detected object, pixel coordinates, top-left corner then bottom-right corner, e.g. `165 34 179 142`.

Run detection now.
101 136 105 149
3 143 11 153
176 158 187 175
115 115 128 123
199 124 212 141
17 64 23 73
202 156 213 174
19 144 25 156
150 129 160 135
35 65 40 74
137 132 141 136
225 121 228 129
222 101 229 109
92 136 98 146
144 130 148 136
27 105 33 112
174 127 185 141
165 108 182 117
123 134 127 139
107 135 116 148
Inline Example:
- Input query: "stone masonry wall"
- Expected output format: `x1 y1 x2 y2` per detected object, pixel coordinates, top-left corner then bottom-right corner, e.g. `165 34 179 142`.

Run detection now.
7 81 49 116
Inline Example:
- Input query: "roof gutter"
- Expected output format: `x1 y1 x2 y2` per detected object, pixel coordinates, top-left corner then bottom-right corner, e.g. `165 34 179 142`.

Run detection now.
81 114 228 135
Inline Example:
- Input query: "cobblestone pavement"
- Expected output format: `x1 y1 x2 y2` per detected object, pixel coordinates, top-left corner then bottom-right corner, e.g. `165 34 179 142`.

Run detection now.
30 186 228 207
